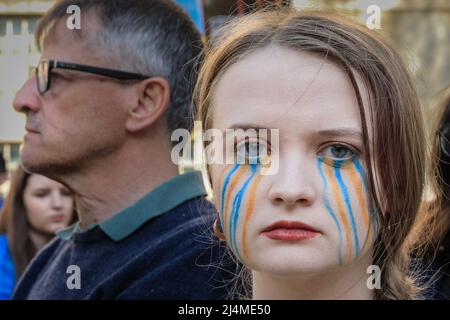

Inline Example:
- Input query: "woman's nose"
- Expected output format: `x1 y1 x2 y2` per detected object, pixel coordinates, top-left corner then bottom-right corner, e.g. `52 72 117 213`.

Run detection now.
50 192 64 209
268 156 317 208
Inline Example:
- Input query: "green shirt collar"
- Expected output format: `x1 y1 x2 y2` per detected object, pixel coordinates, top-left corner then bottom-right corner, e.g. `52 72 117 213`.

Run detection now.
57 171 207 242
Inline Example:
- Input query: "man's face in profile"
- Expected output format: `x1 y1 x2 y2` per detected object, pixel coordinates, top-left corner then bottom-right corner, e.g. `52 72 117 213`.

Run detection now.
13 18 132 175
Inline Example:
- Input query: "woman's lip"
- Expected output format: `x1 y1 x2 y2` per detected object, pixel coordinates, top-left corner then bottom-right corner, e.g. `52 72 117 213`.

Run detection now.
50 215 65 223
262 220 320 233
262 229 319 241
261 220 320 241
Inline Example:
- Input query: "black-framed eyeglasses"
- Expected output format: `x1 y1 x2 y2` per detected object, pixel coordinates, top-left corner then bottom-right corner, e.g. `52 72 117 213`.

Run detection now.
439 123 450 158
35 59 150 94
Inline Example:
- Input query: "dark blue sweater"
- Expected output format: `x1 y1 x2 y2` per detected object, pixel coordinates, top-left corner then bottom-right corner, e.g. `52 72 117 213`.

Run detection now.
12 196 238 299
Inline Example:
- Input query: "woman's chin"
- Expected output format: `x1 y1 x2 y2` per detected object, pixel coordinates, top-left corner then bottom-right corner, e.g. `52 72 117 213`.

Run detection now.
247 253 339 277
46 223 69 234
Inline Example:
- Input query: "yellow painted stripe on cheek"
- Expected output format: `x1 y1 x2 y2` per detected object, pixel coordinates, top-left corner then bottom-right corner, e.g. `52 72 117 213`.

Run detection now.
224 166 246 236
242 174 263 261
217 164 231 211
324 164 353 262
346 164 372 246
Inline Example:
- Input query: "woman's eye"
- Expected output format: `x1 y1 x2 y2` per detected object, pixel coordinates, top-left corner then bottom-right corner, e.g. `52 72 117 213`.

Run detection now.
34 192 49 198
235 140 268 164
61 190 73 197
320 144 356 161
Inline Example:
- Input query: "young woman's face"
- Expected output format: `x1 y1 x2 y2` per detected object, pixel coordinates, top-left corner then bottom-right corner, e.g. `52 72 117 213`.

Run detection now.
23 174 74 234
209 45 377 276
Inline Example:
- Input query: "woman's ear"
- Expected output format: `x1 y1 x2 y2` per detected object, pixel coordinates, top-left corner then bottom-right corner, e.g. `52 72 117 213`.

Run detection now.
125 77 170 132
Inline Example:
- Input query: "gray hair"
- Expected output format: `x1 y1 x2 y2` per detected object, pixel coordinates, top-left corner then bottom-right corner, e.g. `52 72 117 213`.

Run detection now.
37 0 204 140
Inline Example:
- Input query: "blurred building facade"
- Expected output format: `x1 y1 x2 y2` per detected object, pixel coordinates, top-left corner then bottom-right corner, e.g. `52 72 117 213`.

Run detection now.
383 0 450 106
292 0 450 108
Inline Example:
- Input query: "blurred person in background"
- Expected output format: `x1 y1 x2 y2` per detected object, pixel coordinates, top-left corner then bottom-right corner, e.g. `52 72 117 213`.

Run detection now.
0 166 76 299
415 88 450 299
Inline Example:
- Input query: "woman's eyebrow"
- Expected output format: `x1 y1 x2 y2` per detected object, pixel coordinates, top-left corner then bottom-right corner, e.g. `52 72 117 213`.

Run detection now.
225 124 271 131
316 128 363 140
221 125 364 142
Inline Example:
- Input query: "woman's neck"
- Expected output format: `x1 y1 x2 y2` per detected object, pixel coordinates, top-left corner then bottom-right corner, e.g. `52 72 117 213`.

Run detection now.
252 252 374 300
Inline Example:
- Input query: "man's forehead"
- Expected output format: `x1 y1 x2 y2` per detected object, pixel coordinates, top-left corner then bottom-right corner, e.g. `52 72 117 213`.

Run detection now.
40 15 99 60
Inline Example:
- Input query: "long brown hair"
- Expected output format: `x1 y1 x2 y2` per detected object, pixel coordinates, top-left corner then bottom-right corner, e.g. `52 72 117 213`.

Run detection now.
195 9 427 299
0 167 76 278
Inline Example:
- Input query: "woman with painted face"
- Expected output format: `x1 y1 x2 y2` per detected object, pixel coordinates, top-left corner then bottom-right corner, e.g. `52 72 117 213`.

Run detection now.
0 166 76 299
195 9 430 299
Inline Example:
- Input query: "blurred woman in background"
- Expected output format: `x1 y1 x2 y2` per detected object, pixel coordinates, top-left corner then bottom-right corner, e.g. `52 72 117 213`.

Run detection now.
0 166 76 299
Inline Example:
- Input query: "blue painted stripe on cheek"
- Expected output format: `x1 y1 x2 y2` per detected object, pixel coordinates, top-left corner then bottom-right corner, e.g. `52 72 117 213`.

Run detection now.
352 158 379 233
221 164 240 222
229 195 240 256
334 162 360 256
317 158 343 265
229 164 258 260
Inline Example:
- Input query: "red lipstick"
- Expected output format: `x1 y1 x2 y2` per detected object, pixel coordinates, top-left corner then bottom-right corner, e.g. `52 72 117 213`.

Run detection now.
50 214 65 223
262 220 320 241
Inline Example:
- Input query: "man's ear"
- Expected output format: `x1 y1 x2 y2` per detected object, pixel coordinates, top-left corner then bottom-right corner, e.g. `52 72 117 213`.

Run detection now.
125 77 170 132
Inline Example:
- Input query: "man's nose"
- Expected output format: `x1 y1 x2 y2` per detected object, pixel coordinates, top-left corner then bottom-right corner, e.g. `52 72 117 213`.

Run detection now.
268 155 317 208
13 77 41 114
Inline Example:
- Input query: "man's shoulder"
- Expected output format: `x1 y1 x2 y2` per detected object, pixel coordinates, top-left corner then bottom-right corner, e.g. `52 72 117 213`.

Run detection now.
113 197 238 299
168 195 217 219
140 196 217 238
12 237 67 299
13 197 240 300
129 196 213 247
